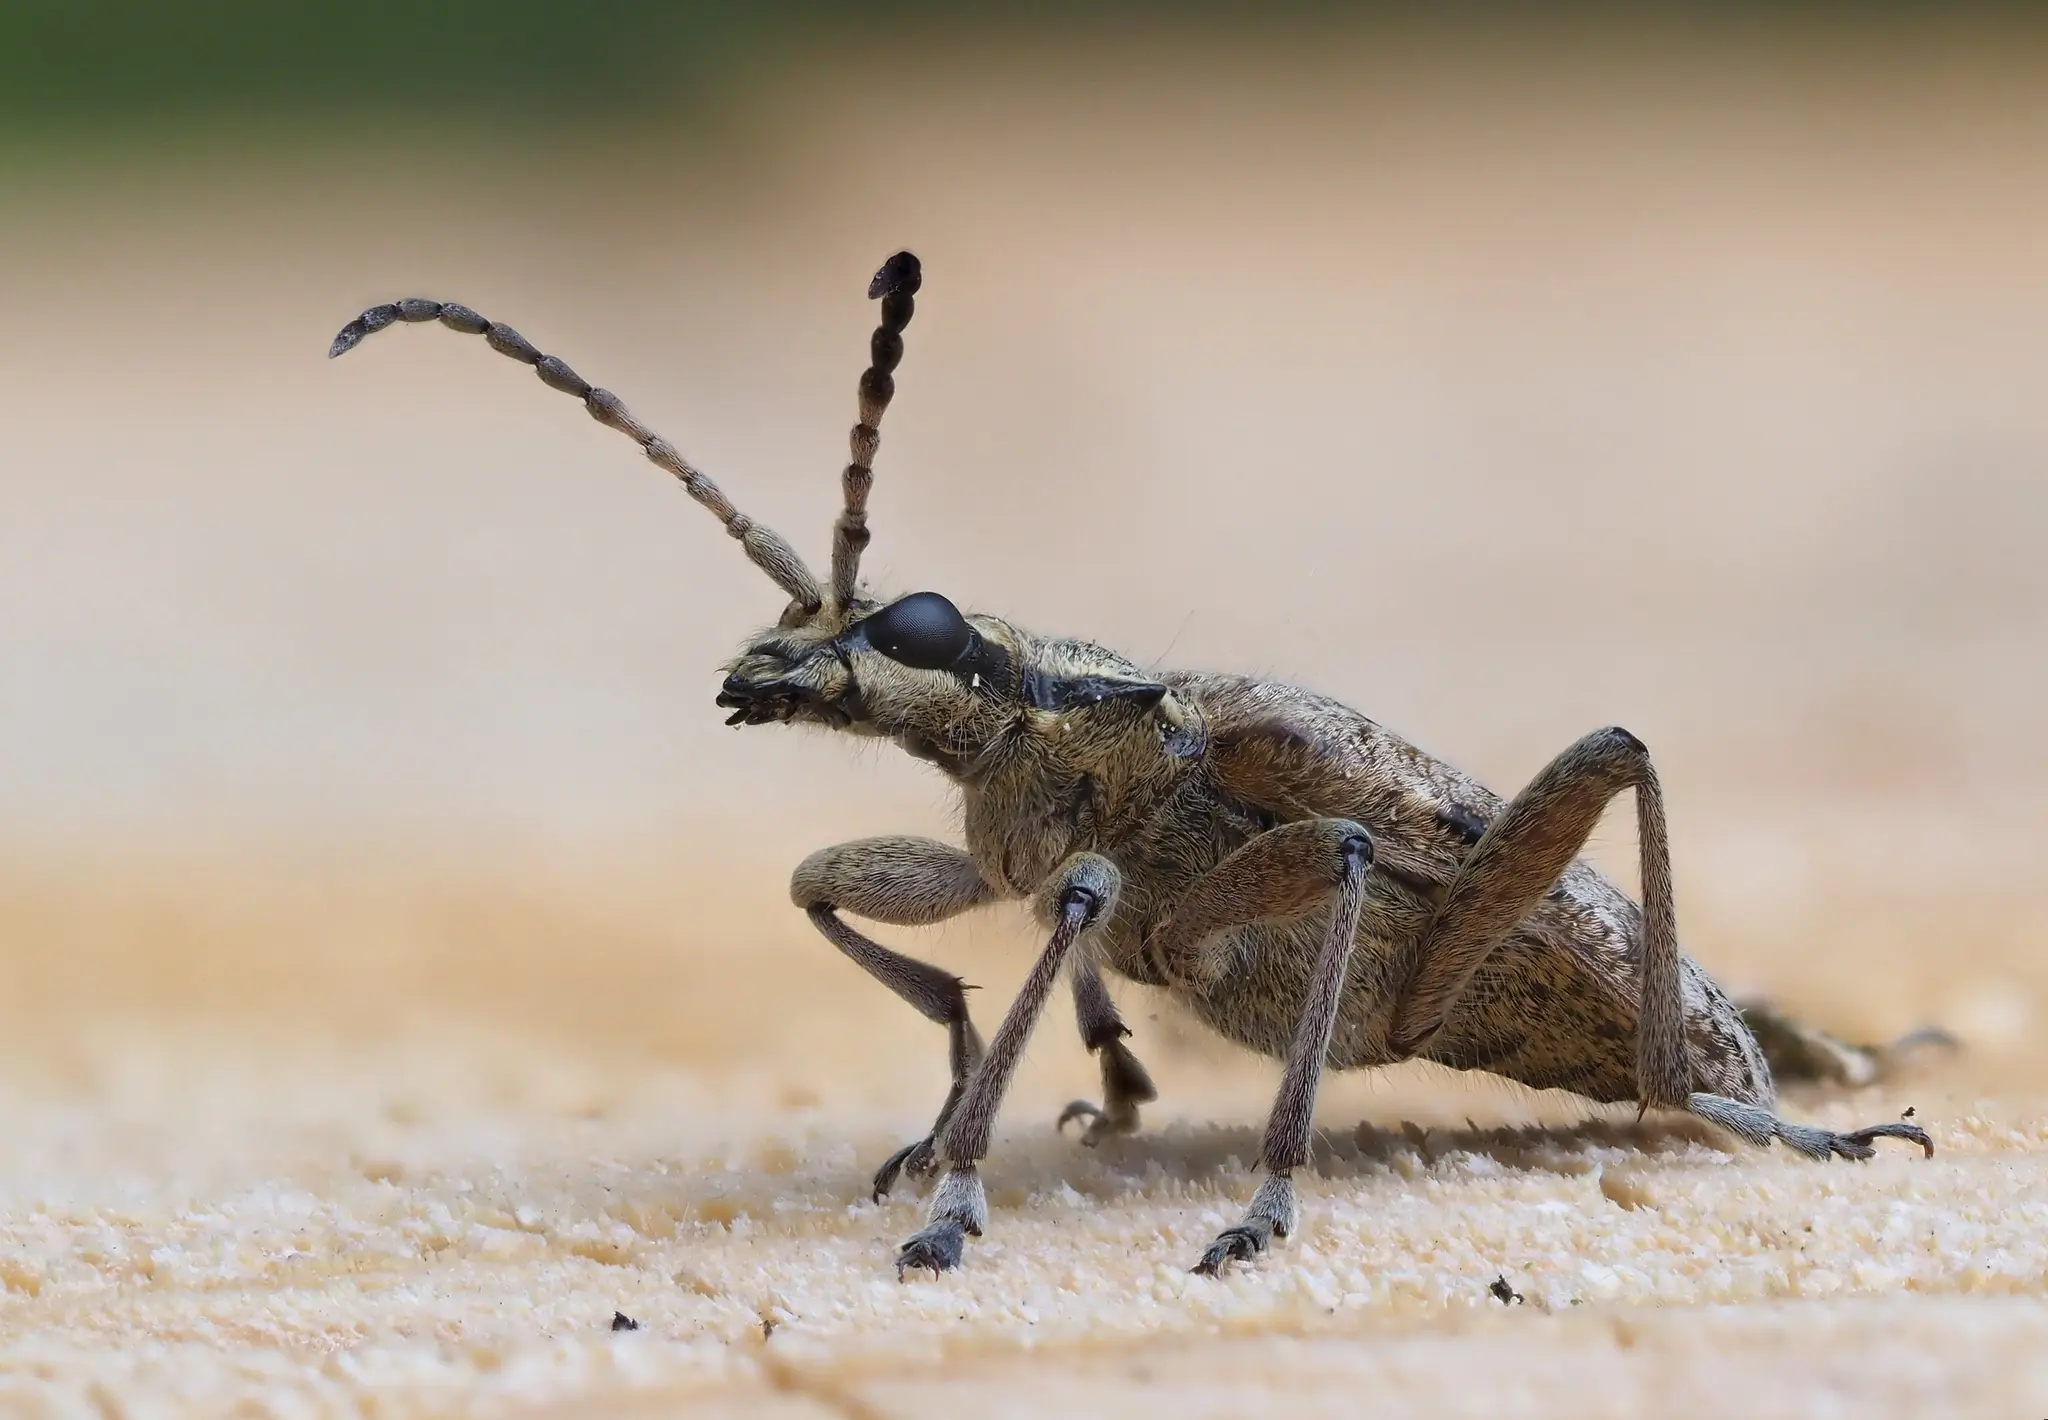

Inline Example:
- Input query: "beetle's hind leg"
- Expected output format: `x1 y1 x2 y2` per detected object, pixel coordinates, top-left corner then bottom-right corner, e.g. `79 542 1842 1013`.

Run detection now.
1736 998 1959 1089
1056 954 1158 1147
1382 726 1936 1162
1687 1092 1933 1159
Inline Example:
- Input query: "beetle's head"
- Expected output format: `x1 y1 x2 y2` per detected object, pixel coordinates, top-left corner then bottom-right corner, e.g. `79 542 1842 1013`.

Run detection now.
717 590 1202 777
716 591 981 736
572 248 1190 773
335 247 1194 769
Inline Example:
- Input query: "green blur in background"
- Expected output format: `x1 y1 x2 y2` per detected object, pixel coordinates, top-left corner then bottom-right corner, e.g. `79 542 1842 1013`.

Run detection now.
6 3 2037 133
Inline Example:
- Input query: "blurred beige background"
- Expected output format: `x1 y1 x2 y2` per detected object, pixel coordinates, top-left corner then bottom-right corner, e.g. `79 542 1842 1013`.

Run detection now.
2 14 2046 1416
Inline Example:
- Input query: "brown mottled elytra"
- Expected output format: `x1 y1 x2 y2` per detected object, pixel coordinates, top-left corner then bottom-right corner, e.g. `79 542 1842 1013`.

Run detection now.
329 251 1946 1279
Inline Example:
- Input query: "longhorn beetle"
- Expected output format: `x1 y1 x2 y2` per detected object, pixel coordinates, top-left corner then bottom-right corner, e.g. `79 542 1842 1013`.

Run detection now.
329 251 1936 1278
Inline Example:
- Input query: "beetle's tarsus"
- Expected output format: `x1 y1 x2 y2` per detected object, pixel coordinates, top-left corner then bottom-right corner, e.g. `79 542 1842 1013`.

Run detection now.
894 1219 965 1279
1192 1226 1266 1277
870 1136 937 1202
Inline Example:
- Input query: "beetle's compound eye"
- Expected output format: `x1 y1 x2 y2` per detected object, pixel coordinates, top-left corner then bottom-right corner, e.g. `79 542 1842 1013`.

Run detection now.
862 591 972 670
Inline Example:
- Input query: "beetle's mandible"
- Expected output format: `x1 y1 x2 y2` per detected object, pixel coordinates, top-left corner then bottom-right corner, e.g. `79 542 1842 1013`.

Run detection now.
330 251 1941 1278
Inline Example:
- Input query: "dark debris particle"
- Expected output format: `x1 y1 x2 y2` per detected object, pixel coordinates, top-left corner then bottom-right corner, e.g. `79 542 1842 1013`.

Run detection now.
611 1311 640 1332
761 1317 778 1340
1902 1106 1917 1119
1488 1275 1524 1306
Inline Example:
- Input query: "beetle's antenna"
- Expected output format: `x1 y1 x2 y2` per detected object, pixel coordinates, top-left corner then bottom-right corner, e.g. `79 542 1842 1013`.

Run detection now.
328 299 824 614
832 251 922 610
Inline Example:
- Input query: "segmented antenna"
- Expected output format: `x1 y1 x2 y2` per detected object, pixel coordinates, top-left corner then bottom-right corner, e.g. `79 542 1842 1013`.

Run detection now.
831 251 922 610
328 299 825 614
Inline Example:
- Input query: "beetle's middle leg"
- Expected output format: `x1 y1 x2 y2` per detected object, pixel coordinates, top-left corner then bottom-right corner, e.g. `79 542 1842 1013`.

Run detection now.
1055 953 1159 1147
1383 727 1933 1160
792 836 997 1200
1137 819 1374 1276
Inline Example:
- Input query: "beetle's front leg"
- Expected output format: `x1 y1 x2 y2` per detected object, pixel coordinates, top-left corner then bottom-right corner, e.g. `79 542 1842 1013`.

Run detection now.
791 837 998 1200
897 853 1121 1277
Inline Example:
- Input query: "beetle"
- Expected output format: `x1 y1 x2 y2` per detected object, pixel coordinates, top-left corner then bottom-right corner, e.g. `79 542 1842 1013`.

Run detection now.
329 251 1935 1277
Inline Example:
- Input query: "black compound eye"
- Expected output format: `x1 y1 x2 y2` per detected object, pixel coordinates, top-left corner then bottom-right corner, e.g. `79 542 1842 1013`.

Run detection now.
862 591 972 670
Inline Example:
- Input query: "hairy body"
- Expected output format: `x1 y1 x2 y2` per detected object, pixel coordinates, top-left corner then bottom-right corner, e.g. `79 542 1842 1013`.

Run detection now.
784 627 1763 1112
1084 672 1765 1106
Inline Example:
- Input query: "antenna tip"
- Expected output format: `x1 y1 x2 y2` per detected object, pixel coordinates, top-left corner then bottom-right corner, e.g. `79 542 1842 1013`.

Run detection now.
868 251 922 300
328 304 400 359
